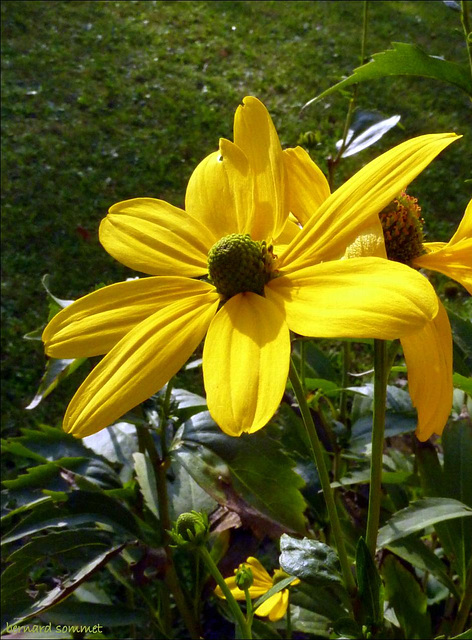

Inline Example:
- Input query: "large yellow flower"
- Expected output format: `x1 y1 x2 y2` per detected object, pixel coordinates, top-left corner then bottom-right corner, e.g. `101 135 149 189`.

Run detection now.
214 556 299 622
43 97 457 438
284 147 467 441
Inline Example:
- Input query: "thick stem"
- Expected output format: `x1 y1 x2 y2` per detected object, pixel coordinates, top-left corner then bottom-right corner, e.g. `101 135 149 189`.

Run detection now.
451 558 472 637
140 428 201 639
339 341 352 428
289 360 356 597
365 340 388 557
199 545 252 639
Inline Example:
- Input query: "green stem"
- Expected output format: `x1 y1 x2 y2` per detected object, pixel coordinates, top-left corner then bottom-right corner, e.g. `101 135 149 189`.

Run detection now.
159 380 174 460
289 360 356 597
339 341 352 428
451 558 472 637
461 1 472 81
244 588 253 627
140 428 201 639
365 340 388 557
198 545 252 639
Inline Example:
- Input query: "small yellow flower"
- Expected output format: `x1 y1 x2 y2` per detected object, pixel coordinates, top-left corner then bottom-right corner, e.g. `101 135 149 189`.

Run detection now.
214 557 299 622
284 147 468 441
43 97 457 438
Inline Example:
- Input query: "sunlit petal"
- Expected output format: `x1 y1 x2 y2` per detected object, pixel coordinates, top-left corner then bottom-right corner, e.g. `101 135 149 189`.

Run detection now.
43 277 216 358
401 300 452 441
185 139 255 238
64 293 219 437
203 292 290 435
234 96 287 240
266 258 438 339
283 146 330 225
255 591 288 621
278 133 460 271
99 198 214 276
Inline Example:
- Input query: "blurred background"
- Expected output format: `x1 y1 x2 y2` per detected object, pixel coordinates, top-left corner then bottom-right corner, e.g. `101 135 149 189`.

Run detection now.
2 0 471 435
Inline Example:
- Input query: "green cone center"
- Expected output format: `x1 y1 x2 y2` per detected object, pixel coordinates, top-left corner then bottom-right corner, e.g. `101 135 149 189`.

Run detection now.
207 233 274 299
379 192 425 266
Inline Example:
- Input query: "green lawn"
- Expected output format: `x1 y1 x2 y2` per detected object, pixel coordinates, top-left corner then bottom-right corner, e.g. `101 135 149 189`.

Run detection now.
2 0 470 434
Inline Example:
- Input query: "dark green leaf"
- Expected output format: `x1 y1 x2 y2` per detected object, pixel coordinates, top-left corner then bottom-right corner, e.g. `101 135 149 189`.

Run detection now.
356 537 384 625
377 498 472 548
168 461 217 521
82 422 138 483
171 412 307 536
279 534 343 587
42 600 147 626
387 536 459 599
252 576 295 610
448 310 472 374
26 357 87 410
382 554 432 639
304 42 472 108
133 452 159 519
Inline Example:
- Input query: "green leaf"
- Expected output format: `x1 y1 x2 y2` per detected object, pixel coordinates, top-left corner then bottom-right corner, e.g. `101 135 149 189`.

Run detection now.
442 420 472 586
382 554 432 639
279 534 343 587
82 422 138 483
356 537 384 625
12 544 127 626
377 498 472 548
168 461 217 521
387 536 459 599
26 357 87 410
451 630 472 639
133 452 159 519
448 310 472 375
171 412 307 536
42 600 147 627
304 42 472 108
453 373 472 395
289 584 345 634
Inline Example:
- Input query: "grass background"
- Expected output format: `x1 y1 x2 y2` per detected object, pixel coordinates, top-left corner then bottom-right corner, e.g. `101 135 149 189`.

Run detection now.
2 0 471 435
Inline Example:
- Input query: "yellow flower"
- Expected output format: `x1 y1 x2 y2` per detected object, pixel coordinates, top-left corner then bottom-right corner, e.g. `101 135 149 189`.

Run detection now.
214 557 299 622
284 146 467 441
43 97 457 438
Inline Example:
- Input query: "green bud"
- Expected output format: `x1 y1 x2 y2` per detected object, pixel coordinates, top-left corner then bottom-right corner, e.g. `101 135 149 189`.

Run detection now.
235 564 254 591
169 511 209 548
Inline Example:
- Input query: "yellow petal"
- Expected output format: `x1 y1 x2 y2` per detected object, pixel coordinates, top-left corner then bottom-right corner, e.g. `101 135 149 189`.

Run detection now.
244 557 273 587
99 198 215 277
255 590 288 621
414 199 472 294
43 277 216 358
203 292 290 436
185 139 255 239
278 133 460 271
63 293 219 437
401 300 453 441
234 96 287 240
274 217 302 253
265 258 438 339
283 146 331 225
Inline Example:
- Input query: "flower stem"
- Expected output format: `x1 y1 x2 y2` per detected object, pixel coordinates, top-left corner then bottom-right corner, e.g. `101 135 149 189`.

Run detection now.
365 339 388 557
340 341 352 428
198 545 252 639
140 426 201 639
451 557 472 637
289 360 356 597
461 1 472 81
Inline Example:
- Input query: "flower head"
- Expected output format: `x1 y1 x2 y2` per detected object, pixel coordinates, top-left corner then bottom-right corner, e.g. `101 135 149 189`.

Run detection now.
43 97 457 438
214 556 299 622
284 145 466 441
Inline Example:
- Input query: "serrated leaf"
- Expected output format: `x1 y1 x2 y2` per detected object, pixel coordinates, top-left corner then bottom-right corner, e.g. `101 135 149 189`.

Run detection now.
382 554 431 639
304 42 472 109
171 412 307 536
279 534 342 587
12 544 127 626
453 373 472 395
168 461 217 521
26 357 87 410
377 498 472 548
356 537 384 625
133 452 159 519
